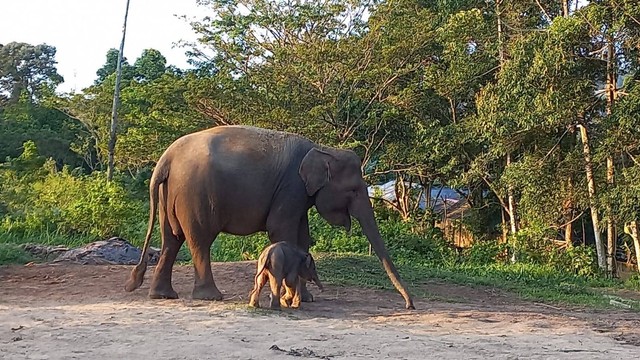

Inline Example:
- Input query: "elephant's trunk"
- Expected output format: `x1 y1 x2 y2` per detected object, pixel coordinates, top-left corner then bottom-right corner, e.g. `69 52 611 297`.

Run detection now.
351 195 415 310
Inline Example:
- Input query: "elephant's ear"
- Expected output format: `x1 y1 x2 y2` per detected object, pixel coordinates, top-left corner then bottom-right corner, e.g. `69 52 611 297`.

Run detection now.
299 148 333 196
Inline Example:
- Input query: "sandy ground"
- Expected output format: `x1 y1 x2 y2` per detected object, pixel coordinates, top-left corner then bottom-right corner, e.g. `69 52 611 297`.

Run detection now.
1 261 639 359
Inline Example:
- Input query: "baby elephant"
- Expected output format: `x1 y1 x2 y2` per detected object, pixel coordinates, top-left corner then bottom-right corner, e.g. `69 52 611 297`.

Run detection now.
249 242 323 309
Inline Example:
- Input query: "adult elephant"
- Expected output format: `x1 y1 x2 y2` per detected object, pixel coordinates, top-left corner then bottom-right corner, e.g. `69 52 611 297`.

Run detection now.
124 125 415 310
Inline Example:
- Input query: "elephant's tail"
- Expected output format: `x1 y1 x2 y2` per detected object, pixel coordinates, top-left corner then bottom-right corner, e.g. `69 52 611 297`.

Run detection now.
124 158 170 292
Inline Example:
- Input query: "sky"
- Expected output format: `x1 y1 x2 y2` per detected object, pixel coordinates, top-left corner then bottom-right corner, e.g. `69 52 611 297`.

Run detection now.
0 0 203 93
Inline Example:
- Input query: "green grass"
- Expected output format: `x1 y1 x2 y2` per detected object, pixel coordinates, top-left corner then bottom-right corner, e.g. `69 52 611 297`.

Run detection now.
0 229 96 265
3 227 640 311
315 253 640 310
0 229 95 247
0 243 34 264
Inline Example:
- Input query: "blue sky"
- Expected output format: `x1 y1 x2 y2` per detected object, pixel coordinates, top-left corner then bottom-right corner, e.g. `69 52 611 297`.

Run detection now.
0 0 202 93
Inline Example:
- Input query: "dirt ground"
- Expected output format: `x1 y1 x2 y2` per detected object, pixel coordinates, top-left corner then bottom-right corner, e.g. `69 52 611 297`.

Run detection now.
1 261 639 359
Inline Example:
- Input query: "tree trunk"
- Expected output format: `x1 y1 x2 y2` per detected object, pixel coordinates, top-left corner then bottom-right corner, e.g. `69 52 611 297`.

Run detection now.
107 0 131 181
565 220 573 248
605 37 617 277
578 123 606 270
496 1 518 261
562 0 569 17
501 209 508 244
606 156 616 276
506 152 517 263
563 177 574 248
630 221 640 274
496 0 505 65
506 153 517 235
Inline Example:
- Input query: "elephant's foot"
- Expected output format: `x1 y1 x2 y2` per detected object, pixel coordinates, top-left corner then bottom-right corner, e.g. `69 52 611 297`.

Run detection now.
148 285 179 300
192 284 223 301
300 285 314 303
248 291 260 308
268 294 282 310
290 297 301 309
280 296 292 308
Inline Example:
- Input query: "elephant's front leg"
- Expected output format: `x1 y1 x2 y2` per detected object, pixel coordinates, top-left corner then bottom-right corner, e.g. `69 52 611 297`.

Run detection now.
280 284 294 308
290 279 303 309
297 214 315 303
282 272 299 308
266 206 311 303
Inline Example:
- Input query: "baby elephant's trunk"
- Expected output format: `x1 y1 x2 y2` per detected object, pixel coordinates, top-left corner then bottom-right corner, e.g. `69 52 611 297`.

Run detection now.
312 277 324 292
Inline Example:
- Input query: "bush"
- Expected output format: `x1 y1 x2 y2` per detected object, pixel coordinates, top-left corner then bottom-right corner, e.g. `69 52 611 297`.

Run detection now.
462 240 507 265
212 233 270 262
309 209 369 254
548 245 598 278
0 143 145 240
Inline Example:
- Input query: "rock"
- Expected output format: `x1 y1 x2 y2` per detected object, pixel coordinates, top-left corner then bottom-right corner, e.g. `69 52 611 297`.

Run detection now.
52 237 160 265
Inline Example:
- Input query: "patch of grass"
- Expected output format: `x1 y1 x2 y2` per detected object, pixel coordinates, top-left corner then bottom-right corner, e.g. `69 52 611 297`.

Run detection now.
0 243 34 265
315 253 640 310
0 229 95 248
0 229 98 265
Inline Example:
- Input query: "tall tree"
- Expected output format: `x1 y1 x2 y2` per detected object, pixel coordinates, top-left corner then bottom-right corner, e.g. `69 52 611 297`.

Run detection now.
0 42 63 104
134 49 167 82
107 0 132 181
95 49 134 85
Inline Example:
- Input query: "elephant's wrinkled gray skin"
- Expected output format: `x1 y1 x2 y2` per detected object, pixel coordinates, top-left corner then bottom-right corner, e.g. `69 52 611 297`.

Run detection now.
124 125 415 310
249 241 323 309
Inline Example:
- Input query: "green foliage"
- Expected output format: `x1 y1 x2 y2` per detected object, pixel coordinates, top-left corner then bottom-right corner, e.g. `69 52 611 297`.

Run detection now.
549 245 599 278
316 253 638 307
95 48 135 85
0 142 144 240
0 243 33 265
0 42 63 103
211 233 270 262
309 209 369 254
461 240 506 265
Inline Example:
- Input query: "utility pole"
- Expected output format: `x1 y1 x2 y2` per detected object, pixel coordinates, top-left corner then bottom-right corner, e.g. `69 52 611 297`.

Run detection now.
107 0 131 181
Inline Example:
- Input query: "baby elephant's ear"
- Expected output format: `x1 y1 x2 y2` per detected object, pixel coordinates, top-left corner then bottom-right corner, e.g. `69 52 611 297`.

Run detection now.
305 253 312 268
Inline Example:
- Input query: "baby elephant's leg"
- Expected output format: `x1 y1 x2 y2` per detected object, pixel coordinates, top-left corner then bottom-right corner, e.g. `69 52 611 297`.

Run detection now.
291 280 303 309
281 275 299 308
268 274 282 310
283 272 302 309
281 285 293 307
249 271 268 308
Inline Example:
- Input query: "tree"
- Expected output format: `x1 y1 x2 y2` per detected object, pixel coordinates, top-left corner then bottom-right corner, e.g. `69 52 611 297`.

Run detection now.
133 49 167 82
0 42 63 103
95 49 135 85
107 0 132 182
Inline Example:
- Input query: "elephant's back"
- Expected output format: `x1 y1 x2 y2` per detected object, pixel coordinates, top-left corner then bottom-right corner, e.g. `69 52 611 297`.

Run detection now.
159 125 311 236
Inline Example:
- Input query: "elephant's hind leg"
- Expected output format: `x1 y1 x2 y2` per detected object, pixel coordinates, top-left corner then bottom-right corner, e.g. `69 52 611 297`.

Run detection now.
249 271 268 307
149 195 184 299
186 229 223 301
268 275 283 310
